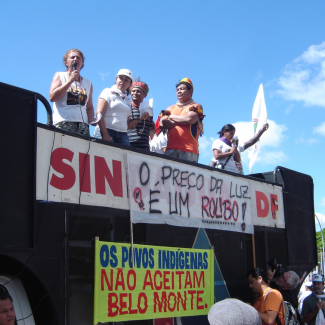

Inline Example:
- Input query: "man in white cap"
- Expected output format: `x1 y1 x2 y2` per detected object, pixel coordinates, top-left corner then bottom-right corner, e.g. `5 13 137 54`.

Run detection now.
301 274 325 325
208 298 261 325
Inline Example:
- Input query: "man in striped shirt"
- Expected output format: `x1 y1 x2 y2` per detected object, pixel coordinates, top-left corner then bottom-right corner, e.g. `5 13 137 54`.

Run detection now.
127 79 153 151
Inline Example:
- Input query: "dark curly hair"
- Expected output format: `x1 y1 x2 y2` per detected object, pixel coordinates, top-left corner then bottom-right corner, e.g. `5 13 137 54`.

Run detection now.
217 124 235 138
175 82 192 91
246 268 268 284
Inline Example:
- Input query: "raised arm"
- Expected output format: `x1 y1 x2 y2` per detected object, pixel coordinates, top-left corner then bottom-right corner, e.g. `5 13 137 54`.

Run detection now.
96 98 111 142
244 123 269 150
49 70 80 102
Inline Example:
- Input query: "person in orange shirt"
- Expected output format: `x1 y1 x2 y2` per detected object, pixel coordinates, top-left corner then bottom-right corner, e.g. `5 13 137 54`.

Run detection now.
247 268 285 325
159 78 204 163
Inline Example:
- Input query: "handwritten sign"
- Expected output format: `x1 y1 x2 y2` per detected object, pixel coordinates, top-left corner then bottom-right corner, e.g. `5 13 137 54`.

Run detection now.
127 154 254 233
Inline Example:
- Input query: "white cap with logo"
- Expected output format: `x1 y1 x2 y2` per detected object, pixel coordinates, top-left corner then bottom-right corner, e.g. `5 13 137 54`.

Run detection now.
117 69 133 81
313 274 324 283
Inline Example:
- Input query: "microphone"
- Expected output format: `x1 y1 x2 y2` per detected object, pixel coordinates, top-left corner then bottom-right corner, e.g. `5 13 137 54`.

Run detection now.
233 135 239 147
72 61 77 71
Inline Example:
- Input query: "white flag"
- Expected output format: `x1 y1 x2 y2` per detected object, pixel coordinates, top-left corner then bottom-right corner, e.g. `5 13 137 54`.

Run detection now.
248 84 267 174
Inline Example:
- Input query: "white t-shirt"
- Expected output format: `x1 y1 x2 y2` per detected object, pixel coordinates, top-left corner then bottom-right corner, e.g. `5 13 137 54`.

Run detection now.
99 85 131 132
150 132 167 154
212 138 244 173
53 72 91 124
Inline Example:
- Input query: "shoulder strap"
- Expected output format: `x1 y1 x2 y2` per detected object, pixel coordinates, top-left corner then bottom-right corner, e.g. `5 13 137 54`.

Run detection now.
264 288 273 303
221 151 233 169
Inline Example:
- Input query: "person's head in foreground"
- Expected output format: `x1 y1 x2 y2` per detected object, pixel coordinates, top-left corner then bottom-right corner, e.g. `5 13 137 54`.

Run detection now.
208 298 261 325
0 285 15 325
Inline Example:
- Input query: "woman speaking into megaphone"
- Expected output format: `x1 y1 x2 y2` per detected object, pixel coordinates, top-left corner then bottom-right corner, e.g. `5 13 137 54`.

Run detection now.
209 123 268 174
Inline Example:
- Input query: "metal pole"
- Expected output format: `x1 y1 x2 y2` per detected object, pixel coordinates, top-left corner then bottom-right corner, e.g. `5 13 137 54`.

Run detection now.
130 221 134 268
315 214 324 274
320 211 325 275
252 234 256 268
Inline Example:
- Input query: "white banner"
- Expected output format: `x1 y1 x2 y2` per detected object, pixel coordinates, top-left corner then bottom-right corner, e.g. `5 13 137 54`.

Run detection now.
251 182 285 228
127 153 254 234
36 128 129 209
36 127 285 231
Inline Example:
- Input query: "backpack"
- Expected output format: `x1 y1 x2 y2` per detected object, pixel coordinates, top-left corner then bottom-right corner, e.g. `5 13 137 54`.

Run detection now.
279 301 299 325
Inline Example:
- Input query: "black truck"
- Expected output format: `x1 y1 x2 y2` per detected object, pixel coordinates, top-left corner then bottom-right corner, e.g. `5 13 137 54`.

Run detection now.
0 82 317 324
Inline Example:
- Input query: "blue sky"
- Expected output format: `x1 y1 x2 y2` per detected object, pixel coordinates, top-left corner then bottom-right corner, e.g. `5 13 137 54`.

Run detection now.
1 0 325 228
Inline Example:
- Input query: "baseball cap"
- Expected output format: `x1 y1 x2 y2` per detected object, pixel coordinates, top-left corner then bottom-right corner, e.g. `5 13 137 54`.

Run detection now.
312 274 324 283
117 69 133 81
208 299 261 325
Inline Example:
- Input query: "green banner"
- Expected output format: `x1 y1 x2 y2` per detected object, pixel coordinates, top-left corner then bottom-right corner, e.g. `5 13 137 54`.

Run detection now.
94 241 214 324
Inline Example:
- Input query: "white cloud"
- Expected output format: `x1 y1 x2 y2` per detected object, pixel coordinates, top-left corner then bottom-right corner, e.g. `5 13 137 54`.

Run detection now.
240 148 288 166
254 70 263 82
276 41 325 107
295 137 318 144
198 136 216 158
255 150 288 165
315 212 325 231
314 121 325 136
284 104 294 114
99 71 110 81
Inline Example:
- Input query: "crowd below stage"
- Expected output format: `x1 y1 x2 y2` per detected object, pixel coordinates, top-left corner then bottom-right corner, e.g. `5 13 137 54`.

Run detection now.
49 48 268 174
208 267 324 325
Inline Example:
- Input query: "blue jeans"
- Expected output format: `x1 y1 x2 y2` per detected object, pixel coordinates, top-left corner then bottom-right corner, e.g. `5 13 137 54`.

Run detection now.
106 128 130 146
